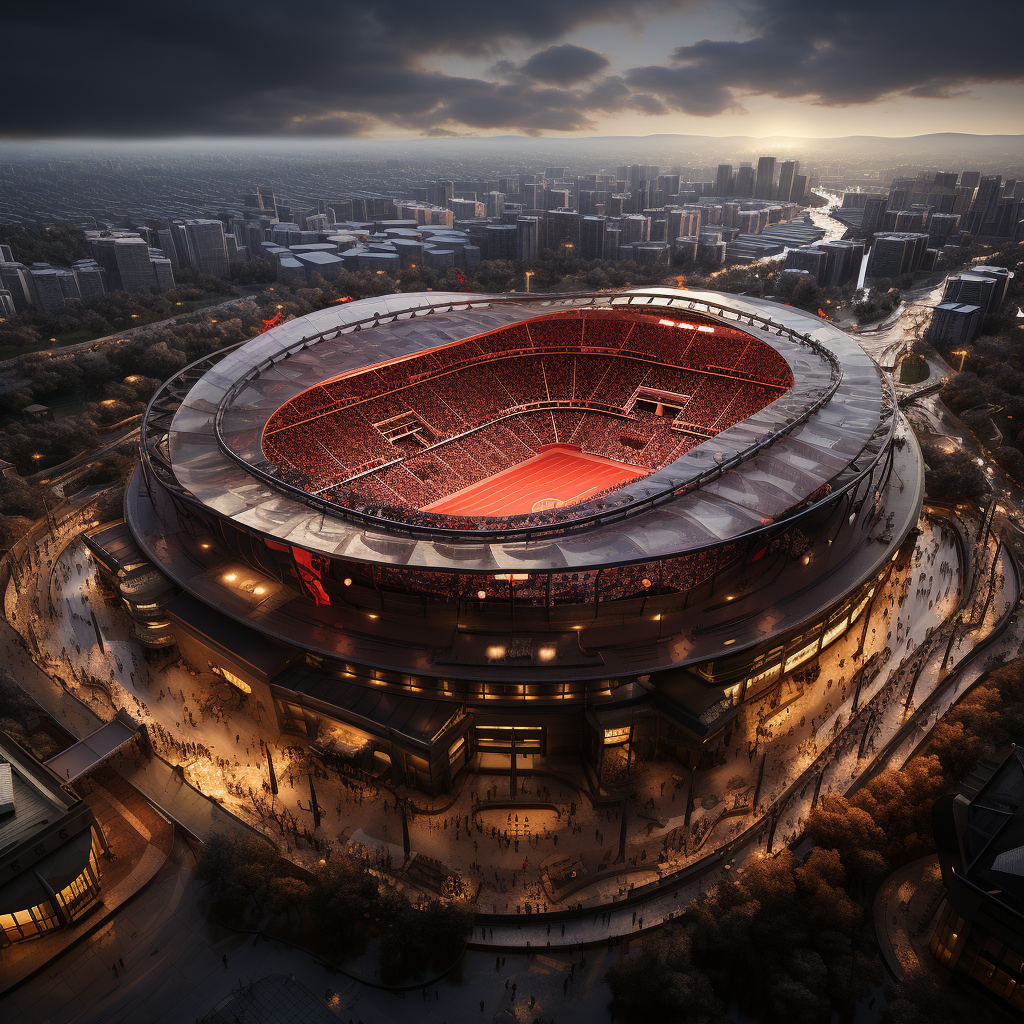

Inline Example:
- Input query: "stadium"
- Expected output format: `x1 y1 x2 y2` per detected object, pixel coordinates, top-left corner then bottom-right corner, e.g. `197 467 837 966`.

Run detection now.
108 286 923 796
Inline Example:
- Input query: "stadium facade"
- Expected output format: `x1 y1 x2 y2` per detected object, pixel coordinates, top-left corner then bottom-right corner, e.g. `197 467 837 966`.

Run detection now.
107 288 923 795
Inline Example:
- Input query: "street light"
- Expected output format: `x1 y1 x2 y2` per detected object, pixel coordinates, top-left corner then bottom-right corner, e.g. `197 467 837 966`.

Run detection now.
524 271 534 293
953 349 969 372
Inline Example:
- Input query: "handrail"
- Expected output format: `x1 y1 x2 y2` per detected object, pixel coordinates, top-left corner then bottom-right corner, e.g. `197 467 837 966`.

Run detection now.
140 292 897 551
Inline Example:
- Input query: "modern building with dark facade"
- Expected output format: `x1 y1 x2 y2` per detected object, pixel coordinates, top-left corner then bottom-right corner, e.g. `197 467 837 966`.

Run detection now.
0 734 105 947
931 748 1024 1013
106 287 921 797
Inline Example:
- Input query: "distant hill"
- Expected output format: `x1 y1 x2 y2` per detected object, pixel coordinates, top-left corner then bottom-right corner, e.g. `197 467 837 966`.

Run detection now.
381 132 1024 166
2 132 1022 171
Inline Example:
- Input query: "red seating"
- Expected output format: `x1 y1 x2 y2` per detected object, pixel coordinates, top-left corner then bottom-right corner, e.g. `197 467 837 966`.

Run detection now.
262 312 794 525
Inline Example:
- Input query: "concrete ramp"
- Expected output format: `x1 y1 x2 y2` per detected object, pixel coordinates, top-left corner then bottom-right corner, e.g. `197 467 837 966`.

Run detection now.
46 710 140 782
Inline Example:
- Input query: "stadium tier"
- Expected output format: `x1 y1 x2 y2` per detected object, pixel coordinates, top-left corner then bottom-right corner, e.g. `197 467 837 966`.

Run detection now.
260 310 793 529
113 288 922 795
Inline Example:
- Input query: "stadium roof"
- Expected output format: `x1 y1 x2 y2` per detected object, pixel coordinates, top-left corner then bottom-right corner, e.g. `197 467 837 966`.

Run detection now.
160 288 892 574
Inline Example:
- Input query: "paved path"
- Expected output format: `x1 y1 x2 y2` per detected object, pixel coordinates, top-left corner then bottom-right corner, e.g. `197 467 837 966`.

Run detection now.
0 836 618 1024
1 483 1019 949
873 855 944 979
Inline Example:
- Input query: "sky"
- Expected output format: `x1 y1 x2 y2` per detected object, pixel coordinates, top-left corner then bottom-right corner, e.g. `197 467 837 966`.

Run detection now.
5 0 1024 140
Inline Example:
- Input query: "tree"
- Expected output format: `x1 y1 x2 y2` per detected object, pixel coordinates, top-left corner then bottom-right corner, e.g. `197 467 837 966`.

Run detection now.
194 833 278 915
882 973 975 1024
921 443 990 501
607 928 726 1024
265 875 313 919
994 445 1024 483
0 474 46 519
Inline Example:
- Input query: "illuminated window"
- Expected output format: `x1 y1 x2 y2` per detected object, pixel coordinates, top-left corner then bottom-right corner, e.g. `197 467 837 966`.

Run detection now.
744 662 781 694
603 726 631 745
210 664 252 693
821 616 851 649
783 637 820 674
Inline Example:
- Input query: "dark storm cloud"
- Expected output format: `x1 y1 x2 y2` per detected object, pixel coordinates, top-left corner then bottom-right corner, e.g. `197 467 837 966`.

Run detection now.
3 0 1022 137
1 0 660 137
628 0 1024 116
519 45 610 86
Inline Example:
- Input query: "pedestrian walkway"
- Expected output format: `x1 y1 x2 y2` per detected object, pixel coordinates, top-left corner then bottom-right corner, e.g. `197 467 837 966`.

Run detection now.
1 484 1019 949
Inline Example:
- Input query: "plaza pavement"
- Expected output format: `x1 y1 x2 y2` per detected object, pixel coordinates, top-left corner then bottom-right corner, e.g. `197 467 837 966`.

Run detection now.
0 481 1019 950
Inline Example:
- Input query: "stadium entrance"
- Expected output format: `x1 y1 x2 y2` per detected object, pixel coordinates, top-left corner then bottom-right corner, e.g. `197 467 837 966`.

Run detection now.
474 725 545 797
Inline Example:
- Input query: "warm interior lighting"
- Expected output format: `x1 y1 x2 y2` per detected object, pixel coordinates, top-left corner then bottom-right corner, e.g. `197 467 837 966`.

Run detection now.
213 666 251 693
224 573 237 582
538 647 556 661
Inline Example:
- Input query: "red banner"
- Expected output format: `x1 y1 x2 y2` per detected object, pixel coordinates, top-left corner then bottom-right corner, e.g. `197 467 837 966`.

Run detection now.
291 547 331 606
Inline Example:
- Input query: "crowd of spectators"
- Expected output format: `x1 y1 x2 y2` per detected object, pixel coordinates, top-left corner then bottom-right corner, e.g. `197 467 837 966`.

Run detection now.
261 311 792 529
358 540 744 607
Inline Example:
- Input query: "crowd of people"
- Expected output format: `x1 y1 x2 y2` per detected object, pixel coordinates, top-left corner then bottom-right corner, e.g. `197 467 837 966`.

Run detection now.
261 312 793 530
359 538 743 607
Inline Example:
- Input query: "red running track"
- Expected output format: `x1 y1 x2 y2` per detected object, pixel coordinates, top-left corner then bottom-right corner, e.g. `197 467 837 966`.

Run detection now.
422 444 645 517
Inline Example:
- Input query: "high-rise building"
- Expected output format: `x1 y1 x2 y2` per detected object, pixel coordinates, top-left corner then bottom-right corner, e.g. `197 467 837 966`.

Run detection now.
516 217 539 261
754 156 777 200
545 188 573 211
151 254 176 291
157 228 180 268
72 260 107 303
115 238 158 292
777 161 799 204
545 210 581 253
0 262 38 310
449 198 485 220
816 240 864 287
29 266 77 315
182 220 231 277
927 213 961 247
943 266 1012 316
87 234 125 289
620 215 651 245
479 224 518 261
860 195 889 238
928 302 983 345
783 246 828 283
867 232 929 279
714 164 733 197
580 217 607 260
965 175 1002 235
734 165 755 198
